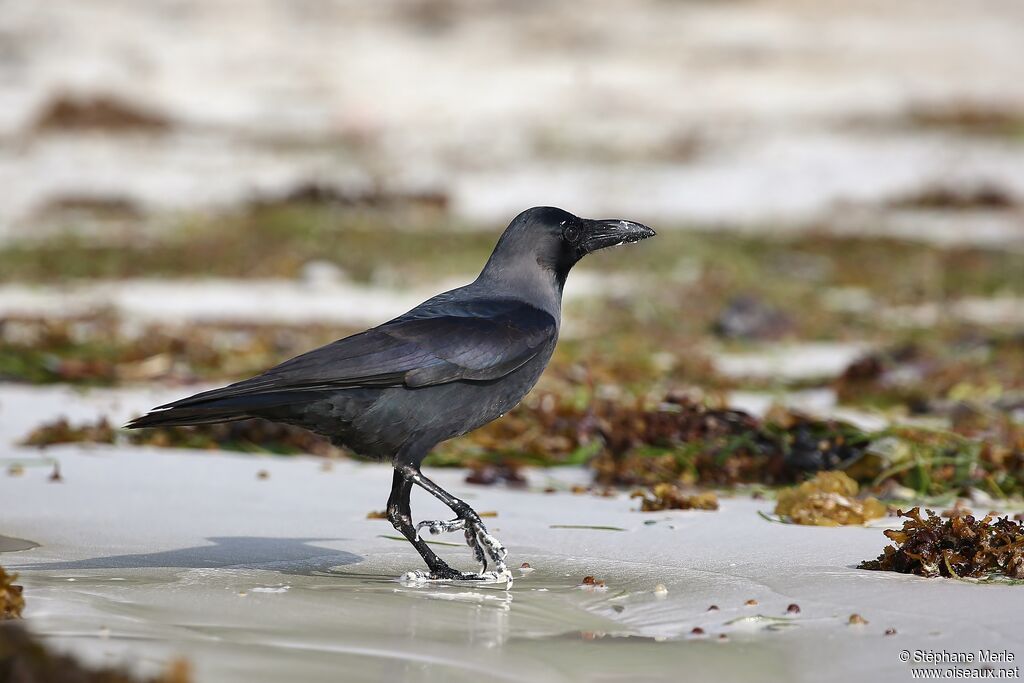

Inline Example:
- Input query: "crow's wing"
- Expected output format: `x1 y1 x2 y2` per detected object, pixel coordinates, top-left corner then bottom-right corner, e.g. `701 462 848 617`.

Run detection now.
154 299 556 410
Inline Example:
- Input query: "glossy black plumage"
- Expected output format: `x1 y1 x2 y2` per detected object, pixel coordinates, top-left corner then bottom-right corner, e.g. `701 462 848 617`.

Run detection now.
127 206 655 582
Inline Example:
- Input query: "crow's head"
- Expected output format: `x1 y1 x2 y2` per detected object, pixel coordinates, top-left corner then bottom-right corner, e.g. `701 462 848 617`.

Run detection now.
485 206 656 284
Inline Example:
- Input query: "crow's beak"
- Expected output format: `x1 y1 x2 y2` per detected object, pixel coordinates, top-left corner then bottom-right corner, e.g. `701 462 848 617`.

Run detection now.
580 218 656 254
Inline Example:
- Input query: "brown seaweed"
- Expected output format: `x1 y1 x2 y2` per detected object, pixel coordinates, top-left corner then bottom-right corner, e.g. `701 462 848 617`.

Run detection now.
859 507 1024 579
1 567 24 620
630 485 719 512
0 622 191 682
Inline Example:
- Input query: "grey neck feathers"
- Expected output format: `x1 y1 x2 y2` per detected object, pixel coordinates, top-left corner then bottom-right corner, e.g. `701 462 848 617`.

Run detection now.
475 251 564 319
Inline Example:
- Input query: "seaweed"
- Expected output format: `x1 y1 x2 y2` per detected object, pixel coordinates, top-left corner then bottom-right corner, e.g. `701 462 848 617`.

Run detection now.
22 416 342 457
0 315 357 386
0 622 191 682
859 507 1024 579
834 335 1024 413
630 485 719 512
21 418 117 447
0 567 24 620
31 93 171 133
712 294 794 341
774 472 886 526
588 395 872 488
464 462 527 487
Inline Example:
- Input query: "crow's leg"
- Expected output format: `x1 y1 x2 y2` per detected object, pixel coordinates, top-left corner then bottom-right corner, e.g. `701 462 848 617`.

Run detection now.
387 469 464 580
388 468 509 585
402 466 510 583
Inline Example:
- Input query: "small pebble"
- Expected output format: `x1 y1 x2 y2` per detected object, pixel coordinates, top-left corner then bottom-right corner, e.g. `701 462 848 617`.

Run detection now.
745 599 758 607
7 464 24 477
49 464 63 482
786 603 801 614
848 613 868 625
707 605 719 612
885 628 897 636
654 583 668 596
581 576 606 587
718 634 728 641
256 469 269 480
690 627 705 636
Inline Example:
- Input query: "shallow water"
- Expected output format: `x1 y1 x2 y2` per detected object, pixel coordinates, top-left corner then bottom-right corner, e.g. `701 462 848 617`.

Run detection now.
12 554 804 682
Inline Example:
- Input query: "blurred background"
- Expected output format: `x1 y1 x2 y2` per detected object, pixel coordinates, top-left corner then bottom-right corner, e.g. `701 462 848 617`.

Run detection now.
2 0 1023 495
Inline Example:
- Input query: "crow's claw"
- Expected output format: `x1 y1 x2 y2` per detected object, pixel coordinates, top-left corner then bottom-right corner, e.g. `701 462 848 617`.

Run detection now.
413 514 509 578
468 519 508 576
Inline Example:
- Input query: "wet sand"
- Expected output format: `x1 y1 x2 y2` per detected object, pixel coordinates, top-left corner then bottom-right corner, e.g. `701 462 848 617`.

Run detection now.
2 442 1020 683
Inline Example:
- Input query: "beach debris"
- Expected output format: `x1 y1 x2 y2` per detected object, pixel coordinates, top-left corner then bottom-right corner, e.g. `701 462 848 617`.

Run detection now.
848 614 868 625
22 416 343 457
631 484 719 512
859 507 1024 579
464 462 527 487
32 93 171 133
1 567 25 619
712 294 793 341
774 472 886 526
889 183 1016 210
786 603 801 614
0 621 192 681
941 500 973 518
21 417 117 447
589 395 872 488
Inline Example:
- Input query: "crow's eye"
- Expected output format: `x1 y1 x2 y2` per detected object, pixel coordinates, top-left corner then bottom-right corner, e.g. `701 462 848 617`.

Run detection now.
563 224 580 243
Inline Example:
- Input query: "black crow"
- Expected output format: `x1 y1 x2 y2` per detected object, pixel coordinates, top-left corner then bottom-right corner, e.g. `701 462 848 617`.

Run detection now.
127 207 655 586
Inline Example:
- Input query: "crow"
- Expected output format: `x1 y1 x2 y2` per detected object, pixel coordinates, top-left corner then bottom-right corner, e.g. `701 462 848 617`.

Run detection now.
127 206 655 586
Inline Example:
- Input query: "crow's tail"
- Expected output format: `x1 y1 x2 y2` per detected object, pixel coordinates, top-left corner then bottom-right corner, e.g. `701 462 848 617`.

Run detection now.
125 405 252 429
124 390 314 429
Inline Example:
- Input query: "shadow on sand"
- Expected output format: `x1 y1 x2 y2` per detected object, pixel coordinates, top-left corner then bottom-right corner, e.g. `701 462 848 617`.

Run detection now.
14 536 363 575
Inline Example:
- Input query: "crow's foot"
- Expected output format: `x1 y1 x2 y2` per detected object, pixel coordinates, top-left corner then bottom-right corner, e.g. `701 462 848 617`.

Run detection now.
416 515 508 576
400 568 513 588
415 518 466 538
469 521 509 575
